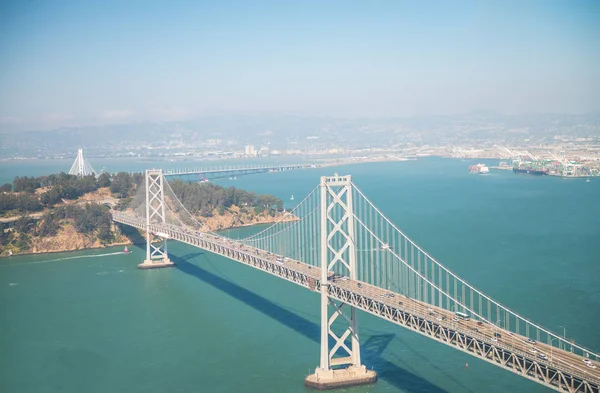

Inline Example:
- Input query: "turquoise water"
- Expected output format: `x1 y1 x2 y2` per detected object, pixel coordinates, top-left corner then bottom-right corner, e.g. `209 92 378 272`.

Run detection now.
1 158 599 393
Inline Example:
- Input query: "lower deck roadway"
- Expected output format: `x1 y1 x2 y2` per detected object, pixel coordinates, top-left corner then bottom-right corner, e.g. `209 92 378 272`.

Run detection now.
112 212 600 393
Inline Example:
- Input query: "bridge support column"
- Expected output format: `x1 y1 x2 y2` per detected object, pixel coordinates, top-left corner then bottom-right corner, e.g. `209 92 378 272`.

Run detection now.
138 169 175 270
305 174 376 389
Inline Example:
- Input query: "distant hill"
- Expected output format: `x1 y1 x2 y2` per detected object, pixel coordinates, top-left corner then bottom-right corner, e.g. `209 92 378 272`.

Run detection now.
1 113 599 159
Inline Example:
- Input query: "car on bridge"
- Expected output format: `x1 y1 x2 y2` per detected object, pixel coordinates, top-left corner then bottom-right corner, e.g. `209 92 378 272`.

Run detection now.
527 338 536 344
583 359 597 369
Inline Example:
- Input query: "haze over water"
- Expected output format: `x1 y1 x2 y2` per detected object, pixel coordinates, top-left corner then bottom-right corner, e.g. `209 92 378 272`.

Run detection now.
1 158 599 393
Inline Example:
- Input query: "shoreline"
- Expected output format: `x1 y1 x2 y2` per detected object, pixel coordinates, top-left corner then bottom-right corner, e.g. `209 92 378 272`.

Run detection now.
2 239 134 258
1 211 296 258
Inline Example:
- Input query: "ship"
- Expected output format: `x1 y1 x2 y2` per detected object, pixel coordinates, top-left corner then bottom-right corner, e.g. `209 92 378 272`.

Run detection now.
469 163 490 174
512 162 548 176
513 168 548 175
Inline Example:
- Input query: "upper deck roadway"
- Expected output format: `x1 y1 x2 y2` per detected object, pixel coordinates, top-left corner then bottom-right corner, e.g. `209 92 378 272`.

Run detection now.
113 211 600 393
162 163 312 177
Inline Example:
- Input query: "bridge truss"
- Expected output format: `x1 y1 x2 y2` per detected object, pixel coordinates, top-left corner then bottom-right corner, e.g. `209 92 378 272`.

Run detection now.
112 169 600 393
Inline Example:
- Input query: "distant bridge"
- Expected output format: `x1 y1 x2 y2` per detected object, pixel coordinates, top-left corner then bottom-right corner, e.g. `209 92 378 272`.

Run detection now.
162 163 319 178
111 169 600 392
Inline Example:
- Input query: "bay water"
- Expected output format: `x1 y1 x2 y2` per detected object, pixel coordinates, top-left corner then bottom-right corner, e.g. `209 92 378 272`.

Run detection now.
1 157 599 393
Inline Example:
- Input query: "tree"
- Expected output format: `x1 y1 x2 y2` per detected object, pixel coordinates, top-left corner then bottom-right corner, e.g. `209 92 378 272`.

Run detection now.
0 183 11 192
0 222 8 244
13 176 41 193
97 172 111 188
40 187 62 206
98 222 113 243
258 194 280 211
167 180 281 216
74 203 110 233
110 172 133 198
38 213 61 237
14 215 36 234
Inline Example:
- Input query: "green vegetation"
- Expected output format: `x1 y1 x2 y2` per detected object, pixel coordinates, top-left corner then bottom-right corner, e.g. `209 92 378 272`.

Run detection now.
0 172 143 218
0 193 43 214
1 204 115 253
0 172 138 255
168 180 283 217
0 171 284 256
110 172 143 198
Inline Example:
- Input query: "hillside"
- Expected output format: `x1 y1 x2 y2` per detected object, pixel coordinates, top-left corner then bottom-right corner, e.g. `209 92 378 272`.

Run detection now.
0 172 289 257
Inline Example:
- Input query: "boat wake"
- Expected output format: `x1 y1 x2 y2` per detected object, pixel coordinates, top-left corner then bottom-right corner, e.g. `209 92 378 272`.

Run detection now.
0 251 129 268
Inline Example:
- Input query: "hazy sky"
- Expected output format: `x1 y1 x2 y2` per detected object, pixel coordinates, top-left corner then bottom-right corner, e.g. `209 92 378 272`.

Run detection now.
1 0 599 131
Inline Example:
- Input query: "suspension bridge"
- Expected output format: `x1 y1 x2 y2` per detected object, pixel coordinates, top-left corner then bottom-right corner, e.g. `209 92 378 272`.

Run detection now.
111 169 600 392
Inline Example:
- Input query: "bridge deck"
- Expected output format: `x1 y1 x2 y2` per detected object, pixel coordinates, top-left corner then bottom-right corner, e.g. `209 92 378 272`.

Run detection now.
112 212 600 393
163 164 311 176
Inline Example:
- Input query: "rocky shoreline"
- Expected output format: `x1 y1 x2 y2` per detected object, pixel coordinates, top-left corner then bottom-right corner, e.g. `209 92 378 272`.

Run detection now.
1 208 295 258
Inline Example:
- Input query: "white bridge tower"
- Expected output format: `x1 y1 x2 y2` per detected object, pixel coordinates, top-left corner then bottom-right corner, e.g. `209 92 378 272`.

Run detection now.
138 169 174 269
68 148 96 176
305 174 377 388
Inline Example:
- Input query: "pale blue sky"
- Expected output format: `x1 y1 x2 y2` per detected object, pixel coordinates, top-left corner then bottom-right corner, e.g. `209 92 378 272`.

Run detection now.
0 0 599 131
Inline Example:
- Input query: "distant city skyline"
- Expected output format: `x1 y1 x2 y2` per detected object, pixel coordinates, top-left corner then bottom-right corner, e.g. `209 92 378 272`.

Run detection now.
1 0 599 132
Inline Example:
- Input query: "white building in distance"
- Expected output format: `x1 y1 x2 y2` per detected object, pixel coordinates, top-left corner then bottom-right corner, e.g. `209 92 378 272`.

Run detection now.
244 145 257 156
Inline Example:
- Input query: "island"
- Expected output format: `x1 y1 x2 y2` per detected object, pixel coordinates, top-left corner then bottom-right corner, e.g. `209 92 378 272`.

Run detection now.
0 173 290 257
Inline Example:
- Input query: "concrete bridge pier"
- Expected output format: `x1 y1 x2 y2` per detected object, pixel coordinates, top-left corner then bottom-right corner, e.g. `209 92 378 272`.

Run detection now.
305 365 376 390
138 234 174 269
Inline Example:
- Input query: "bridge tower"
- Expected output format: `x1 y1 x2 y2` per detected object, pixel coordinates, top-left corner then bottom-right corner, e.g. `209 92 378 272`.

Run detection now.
305 174 377 389
138 169 175 269
68 148 96 176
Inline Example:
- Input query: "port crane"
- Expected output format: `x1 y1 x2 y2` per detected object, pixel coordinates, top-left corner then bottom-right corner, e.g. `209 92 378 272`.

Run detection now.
548 151 575 176
496 146 524 162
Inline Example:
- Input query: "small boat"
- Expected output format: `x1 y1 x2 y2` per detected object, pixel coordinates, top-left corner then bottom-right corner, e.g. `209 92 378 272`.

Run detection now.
123 247 131 253
586 179 591 183
290 194 294 201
